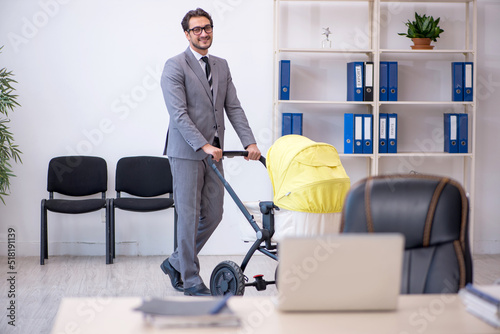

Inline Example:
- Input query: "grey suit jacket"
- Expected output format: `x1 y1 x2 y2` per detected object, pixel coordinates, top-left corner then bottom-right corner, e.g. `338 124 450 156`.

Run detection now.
161 47 256 160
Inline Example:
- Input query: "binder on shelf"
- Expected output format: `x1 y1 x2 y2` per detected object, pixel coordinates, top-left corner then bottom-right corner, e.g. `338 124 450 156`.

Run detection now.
279 60 290 100
292 113 303 135
344 113 354 154
444 113 459 153
347 62 364 101
458 113 468 153
363 114 373 154
379 113 388 154
464 62 473 101
388 113 398 154
452 62 464 101
379 61 388 102
354 114 363 154
388 61 398 101
364 62 374 102
282 113 302 136
282 113 291 136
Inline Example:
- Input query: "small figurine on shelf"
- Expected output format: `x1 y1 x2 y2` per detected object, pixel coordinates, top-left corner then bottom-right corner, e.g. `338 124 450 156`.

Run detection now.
322 27 332 48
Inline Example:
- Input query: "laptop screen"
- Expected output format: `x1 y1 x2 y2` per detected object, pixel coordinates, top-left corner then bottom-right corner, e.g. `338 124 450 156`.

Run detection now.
276 233 404 312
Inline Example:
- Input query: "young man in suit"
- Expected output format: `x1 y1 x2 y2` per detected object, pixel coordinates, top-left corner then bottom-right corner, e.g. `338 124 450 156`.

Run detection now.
160 8 261 296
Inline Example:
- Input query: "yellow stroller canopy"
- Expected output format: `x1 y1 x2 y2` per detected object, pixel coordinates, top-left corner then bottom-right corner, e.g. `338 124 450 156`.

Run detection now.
267 135 350 213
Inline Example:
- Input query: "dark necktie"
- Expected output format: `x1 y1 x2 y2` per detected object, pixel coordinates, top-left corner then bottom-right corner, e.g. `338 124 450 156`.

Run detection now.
201 56 213 94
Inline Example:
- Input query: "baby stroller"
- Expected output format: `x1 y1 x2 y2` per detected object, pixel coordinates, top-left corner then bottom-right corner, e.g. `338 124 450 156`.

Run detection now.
208 135 350 296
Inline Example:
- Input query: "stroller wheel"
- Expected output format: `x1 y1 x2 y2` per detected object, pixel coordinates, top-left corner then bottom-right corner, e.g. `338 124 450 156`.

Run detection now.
210 260 245 296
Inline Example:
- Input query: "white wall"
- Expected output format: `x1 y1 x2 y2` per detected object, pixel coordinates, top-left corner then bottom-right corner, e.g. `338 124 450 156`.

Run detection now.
0 0 498 257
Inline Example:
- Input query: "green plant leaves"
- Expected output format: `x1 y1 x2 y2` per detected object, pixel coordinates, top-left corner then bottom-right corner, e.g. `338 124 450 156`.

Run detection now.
0 46 22 204
398 12 444 42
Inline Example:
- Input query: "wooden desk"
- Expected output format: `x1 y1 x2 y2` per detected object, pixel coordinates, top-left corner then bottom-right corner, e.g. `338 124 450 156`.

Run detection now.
50 295 499 334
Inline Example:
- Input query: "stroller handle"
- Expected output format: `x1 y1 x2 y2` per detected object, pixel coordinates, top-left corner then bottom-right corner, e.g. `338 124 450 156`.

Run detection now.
219 150 266 167
206 150 268 234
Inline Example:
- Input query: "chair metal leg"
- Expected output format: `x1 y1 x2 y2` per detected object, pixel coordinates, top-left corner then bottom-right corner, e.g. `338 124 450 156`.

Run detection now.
111 201 115 260
106 200 112 264
105 208 110 264
40 200 47 265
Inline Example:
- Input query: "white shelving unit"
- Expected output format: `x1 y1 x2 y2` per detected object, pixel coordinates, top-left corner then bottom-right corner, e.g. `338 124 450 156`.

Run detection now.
273 0 477 233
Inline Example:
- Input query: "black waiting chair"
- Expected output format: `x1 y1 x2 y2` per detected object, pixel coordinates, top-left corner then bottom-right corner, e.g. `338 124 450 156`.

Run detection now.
340 174 473 294
108 156 175 264
41 156 109 265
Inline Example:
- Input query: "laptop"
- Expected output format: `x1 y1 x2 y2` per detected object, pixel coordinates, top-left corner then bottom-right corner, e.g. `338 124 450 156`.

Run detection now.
276 233 404 312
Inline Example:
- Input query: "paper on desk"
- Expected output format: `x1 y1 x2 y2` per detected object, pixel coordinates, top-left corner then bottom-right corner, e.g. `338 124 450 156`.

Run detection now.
133 298 241 328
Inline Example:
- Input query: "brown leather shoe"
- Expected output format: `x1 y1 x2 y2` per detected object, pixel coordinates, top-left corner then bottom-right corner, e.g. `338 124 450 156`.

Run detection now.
160 258 183 292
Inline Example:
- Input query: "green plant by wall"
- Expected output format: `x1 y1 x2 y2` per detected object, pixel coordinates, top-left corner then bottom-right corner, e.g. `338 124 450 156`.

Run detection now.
0 46 22 204
398 12 444 42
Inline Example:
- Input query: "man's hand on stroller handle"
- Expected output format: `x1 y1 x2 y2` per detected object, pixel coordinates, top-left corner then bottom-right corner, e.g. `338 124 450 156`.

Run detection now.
244 143 261 161
202 143 223 162
203 143 261 163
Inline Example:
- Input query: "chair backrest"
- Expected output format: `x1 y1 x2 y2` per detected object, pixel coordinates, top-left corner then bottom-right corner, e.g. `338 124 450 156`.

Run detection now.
115 156 173 198
47 156 107 197
340 174 473 294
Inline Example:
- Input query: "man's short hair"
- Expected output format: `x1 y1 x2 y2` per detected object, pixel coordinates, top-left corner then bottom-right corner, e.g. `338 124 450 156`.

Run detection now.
181 8 213 32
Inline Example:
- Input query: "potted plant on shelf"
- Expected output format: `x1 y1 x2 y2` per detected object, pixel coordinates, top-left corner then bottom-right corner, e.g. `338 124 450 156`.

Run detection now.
0 46 22 204
398 12 444 50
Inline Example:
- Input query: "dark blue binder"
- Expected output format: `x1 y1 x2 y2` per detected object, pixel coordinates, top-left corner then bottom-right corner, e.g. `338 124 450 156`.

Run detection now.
363 114 373 154
344 113 354 154
379 62 388 102
388 113 398 153
282 113 302 136
292 113 303 135
347 62 364 101
464 62 473 101
458 113 468 153
444 113 459 153
282 113 292 136
354 114 363 153
452 62 464 101
388 62 398 101
280 60 290 100
379 113 388 153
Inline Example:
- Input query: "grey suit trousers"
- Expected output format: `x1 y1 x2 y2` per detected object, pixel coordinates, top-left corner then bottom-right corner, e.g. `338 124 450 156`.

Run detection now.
167 156 224 288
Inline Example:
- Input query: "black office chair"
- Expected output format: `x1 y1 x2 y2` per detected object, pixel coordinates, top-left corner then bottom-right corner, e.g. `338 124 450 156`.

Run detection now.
41 156 109 265
340 174 473 294
108 156 175 264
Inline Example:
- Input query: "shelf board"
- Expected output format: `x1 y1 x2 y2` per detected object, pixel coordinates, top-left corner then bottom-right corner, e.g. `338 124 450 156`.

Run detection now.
339 154 374 158
380 49 474 54
279 100 473 105
378 152 473 157
341 153 472 158
278 0 374 2
278 100 374 105
278 48 374 55
380 0 473 3
379 101 474 105
278 0 473 3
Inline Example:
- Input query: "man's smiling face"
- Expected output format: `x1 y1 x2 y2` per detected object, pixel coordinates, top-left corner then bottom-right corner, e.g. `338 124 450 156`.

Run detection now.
185 16 213 55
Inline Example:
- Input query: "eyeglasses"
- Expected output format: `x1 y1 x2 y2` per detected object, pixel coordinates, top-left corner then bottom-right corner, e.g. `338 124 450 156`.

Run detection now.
187 24 213 35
